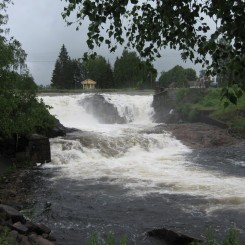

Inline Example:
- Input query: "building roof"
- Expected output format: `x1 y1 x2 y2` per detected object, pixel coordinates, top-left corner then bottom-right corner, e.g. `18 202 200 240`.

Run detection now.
81 79 96 85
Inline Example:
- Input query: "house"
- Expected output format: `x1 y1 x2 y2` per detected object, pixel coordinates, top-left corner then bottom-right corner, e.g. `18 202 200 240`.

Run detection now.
81 79 96 89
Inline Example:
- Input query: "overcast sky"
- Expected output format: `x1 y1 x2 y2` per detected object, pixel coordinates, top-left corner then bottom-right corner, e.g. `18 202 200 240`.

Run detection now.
7 0 203 85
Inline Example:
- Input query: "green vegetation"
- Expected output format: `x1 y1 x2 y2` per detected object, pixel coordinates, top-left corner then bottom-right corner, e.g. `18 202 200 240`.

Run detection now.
200 227 240 245
158 65 197 88
50 47 157 90
62 0 244 103
51 44 83 89
0 1 55 143
176 88 245 135
114 50 157 89
0 227 11 245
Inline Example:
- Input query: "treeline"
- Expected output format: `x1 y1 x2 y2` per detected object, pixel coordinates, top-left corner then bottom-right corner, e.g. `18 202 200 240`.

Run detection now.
50 45 158 89
158 65 197 88
0 2 55 142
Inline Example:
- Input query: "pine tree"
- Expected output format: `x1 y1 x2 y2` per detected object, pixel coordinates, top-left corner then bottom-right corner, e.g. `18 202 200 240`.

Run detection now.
51 44 75 89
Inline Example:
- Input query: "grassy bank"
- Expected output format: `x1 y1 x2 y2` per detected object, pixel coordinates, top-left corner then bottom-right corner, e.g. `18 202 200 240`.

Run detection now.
176 88 245 136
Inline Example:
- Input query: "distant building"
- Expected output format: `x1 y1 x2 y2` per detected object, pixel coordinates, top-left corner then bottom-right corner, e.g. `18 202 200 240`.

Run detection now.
81 79 96 89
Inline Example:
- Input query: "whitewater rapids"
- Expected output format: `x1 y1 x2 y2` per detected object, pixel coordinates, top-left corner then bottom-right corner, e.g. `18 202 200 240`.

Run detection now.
35 93 245 244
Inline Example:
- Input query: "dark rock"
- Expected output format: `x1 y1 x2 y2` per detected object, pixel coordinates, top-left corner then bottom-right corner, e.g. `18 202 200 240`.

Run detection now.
29 233 54 245
28 134 51 164
8 230 18 243
0 204 26 223
47 234 56 242
0 134 51 165
80 94 127 124
46 118 66 138
20 236 32 245
36 224 51 235
148 227 202 245
163 123 239 149
26 221 51 235
12 221 28 234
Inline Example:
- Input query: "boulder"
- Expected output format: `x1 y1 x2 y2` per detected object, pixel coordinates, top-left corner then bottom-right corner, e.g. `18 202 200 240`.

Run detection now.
12 221 28 234
27 134 51 164
148 227 202 245
80 94 127 124
26 221 51 235
0 204 26 223
46 118 66 138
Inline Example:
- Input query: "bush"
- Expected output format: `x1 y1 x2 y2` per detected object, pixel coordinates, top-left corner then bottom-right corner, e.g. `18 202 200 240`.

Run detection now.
0 90 55 139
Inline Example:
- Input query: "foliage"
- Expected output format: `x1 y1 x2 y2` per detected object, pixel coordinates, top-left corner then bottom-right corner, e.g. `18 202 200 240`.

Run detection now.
81 55 114 89
51 44 81 89
200 226 240 245
85 233 127 245
61 0 244 100
176 88 245 134
0 91 55 139
114 50 157 89
0 227 11 245
158 65 197 88
0 0 55 140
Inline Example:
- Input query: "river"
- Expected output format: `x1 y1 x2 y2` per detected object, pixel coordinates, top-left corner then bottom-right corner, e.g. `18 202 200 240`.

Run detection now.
30 93 245 244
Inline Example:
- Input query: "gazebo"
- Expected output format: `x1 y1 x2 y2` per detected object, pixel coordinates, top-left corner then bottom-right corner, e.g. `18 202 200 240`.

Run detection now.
81 79 96 89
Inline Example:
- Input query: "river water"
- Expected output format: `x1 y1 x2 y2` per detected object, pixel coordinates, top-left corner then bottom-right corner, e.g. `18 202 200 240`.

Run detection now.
31 93 245 245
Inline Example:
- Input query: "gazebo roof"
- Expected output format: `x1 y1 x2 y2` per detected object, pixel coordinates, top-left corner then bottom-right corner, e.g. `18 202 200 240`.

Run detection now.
81 79 96 85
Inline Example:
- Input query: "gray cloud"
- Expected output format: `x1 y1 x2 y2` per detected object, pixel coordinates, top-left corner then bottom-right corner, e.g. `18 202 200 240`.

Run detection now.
8 0 203 85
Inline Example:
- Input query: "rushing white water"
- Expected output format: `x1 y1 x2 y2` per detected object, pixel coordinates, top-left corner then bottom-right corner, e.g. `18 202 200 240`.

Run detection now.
40 93 245 213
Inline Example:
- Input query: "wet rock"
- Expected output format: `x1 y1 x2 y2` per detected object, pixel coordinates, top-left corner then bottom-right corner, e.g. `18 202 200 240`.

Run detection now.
8 230 19 244
28 134 51 164
163 123 240 149
0 204 26 223
20 236 32 245
12 221 28 234
148 227 202 245
29 233 54 245
0 203 56 245
46 118 66 138
26 221 51 235
80 94 127 124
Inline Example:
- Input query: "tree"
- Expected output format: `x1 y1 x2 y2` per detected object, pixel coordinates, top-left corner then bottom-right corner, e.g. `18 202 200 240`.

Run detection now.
51 44 77 89
113 50 156 89
158 65 197 88
62 0 244 102
114 50 142 88
0 1 55 141
81 55 114 89
184 68 197 82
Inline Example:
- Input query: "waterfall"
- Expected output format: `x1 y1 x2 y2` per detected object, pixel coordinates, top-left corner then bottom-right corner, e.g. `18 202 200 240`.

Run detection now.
34 93 245 244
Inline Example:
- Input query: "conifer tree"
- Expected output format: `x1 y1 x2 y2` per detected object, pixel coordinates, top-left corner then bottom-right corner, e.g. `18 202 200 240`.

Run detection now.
51 44 75 89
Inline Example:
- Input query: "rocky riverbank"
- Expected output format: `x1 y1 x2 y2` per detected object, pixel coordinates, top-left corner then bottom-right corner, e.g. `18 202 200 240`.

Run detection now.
0 204 56 245
162 123 243 149
142 122 243 149
0 167 56 245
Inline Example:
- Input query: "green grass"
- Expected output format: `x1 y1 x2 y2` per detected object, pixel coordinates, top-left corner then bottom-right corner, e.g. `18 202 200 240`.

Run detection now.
0 227 12 245
176 88 245 134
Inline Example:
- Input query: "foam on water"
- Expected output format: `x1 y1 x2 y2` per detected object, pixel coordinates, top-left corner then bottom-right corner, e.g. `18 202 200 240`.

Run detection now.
40 93 245 212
